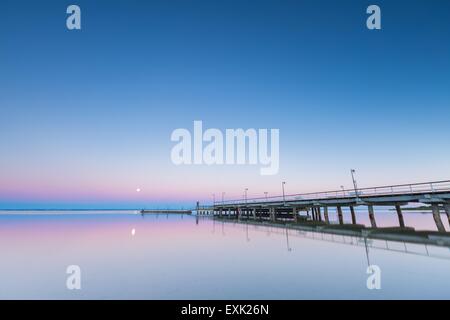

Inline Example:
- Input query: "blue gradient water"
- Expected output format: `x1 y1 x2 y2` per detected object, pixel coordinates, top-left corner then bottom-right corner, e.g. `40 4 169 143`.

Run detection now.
0 210 449 299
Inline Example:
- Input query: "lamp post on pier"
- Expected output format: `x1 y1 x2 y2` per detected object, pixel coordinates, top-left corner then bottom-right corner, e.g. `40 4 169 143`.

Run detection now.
350 169 359 200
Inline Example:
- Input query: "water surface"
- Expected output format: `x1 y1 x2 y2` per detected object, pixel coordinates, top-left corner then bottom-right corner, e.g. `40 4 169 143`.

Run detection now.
0 210 449 299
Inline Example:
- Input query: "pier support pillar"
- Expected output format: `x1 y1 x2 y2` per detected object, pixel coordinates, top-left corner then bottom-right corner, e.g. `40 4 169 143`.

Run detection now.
444 204 450 226
317 207 322 221
395 205 405 228
432 204 446 232
323 207 330 224
293 208 298 222
312 208 316 221
252 208 256 220
350 206 356 224
270 208 276 222
337 206 344 225
368 205 377 228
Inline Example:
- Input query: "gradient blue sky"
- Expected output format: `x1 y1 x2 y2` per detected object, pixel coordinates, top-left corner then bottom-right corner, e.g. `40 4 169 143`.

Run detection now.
1 0 450 209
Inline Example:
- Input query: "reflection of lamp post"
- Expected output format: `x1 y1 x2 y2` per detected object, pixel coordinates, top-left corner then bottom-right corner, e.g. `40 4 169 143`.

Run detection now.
350 169 359 198
340 185 345 197
244 188 248 204
282 182 286 205
285 228 292 252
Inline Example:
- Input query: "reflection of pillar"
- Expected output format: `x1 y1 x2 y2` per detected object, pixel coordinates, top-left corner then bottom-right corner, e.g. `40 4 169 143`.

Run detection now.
337 206 344 225
432 204 446 232
350 206 356 224
293 207 298 222
395 205 405 228
368 205 377 228
444 204 450 226
323 206 330 224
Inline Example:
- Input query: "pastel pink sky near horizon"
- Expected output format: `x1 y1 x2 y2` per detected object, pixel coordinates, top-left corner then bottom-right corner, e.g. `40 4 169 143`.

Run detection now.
1 159 448 208
1 133 450 208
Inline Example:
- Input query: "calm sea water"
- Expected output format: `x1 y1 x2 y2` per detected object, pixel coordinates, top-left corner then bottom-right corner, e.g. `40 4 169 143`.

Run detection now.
0 210 450 299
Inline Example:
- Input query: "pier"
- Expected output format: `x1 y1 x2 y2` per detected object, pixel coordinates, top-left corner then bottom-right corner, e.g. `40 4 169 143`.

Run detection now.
196 180 450 233
140 209 192 214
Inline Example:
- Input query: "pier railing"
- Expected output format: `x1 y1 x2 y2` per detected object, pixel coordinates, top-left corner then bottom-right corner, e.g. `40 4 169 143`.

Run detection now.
217 180 450 206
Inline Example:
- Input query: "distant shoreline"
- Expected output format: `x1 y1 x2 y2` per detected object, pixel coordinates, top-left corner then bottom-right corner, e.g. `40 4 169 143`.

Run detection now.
0 209 141 211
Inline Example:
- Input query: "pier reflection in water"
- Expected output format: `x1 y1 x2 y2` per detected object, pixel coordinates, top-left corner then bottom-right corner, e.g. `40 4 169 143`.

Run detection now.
216 219 450 261
0 211 449 299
